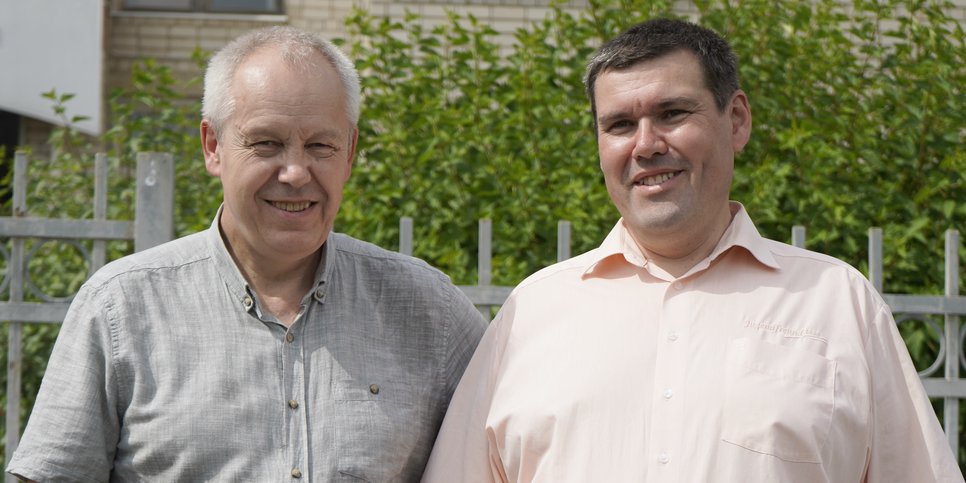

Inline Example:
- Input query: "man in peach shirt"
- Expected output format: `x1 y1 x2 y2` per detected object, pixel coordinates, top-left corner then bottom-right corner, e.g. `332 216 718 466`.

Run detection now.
422 18 963 482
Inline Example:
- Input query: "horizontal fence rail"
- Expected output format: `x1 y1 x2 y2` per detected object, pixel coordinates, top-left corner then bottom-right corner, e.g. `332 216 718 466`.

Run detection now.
1 151 964 473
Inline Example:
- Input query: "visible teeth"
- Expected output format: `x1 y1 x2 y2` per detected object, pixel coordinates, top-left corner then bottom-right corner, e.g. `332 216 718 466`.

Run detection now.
272 201 311 212
637 172 675 186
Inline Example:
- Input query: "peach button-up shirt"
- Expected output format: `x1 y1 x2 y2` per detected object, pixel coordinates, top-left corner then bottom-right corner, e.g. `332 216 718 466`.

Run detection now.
423 203 962 483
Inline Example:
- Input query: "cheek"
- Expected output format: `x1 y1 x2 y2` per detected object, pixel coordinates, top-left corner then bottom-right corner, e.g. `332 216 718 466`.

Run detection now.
228 169 276 201
317 160 351 185
598 140 626 174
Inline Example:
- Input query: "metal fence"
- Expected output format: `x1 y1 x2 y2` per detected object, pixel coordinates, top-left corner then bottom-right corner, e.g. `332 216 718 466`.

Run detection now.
1 152 174 482
1 152 964 477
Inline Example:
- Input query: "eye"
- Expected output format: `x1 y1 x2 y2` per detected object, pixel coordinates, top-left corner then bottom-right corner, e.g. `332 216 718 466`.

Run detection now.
306 143 337 158
604 119 635 134
249 140 281 156
661 109 690 121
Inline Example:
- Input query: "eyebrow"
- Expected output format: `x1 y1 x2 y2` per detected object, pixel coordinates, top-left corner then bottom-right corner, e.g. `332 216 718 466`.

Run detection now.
597 96 703 126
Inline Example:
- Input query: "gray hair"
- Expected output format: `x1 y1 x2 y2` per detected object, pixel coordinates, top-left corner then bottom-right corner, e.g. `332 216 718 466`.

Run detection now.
584 18 740 120
202 26 360 132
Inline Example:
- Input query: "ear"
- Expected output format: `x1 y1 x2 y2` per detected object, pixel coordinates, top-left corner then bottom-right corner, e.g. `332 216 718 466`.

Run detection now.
344 128 359 182
200 120 222 177
729 90 752 152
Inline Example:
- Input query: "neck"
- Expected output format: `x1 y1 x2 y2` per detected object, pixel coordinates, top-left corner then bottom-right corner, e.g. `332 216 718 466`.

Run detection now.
225 239 321 327
630 208 734 279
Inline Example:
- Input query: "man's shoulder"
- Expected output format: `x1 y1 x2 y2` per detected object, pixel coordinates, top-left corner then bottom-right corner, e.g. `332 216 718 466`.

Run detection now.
761 237 860 272
330 232 450 284
513 246 605 292
85 230 211 289
756 237 875 290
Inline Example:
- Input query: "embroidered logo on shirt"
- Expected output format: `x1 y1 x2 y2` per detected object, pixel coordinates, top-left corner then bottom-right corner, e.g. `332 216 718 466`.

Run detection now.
743 319 827 342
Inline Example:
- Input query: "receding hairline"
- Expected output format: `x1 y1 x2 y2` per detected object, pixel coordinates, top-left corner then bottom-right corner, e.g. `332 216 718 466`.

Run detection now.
208 44 351 130
232 44 346 88
202 26 361 133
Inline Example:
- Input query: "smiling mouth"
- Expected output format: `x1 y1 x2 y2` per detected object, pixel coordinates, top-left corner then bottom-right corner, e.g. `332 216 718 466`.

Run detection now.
635 171 682 186
270 201 313 212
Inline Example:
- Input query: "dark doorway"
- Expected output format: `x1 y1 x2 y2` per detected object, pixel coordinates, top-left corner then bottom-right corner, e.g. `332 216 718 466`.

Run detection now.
0 110 19 205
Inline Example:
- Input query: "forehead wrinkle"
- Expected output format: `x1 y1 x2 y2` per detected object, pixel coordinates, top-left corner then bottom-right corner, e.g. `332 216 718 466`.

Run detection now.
655 96 702 109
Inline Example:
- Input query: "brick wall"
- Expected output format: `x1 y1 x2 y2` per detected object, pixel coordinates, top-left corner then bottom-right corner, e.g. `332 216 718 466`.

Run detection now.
103 0 704 104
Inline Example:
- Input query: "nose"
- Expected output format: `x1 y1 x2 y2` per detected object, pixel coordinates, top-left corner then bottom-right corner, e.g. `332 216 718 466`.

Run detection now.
277 153 312 188
631 120 668 160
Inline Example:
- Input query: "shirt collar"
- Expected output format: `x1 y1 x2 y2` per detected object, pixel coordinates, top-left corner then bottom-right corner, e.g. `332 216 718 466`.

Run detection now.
206 205 331 314
583 201 780 279
709 202 780 270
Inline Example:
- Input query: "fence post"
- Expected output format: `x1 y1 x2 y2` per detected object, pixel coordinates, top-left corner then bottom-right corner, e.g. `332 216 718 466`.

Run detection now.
5 153 28 481
868 228 883 293
134 153 175 252
478 219 492 317
399 217 413 256
91 153 108 275
557 221 571 262
944 229 960 455
791 225 806 249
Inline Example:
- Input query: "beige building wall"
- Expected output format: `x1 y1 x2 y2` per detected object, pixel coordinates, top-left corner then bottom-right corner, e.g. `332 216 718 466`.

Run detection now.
104 0 699 99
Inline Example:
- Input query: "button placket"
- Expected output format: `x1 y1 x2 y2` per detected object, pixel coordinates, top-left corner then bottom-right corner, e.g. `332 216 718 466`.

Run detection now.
281 321 306 482
649 281 690 481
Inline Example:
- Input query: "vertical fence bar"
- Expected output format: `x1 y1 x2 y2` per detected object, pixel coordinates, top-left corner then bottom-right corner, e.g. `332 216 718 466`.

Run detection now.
791 225 806 249
134 153 174 252
944 229 960 455
478 219 492 317
399 217 413 257
868 228 883 294
557 221 571 262
91 153 108 275
5 153 28 481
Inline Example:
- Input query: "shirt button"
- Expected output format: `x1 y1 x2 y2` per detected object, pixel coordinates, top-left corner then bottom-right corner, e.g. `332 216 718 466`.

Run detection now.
658 452 670 464
242 295 253 310
291 468 302 479
314 287 325 300
288 399 299 409
369 383 380 395
667 332 678 342
672 281 684 290
286 332 294 343
663 388 674 400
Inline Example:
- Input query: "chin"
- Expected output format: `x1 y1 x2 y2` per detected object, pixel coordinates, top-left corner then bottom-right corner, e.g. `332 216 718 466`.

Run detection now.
271 234 326 256
627 211 688 234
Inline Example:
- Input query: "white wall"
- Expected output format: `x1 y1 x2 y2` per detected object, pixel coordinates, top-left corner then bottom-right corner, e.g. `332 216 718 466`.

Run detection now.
0 0 104 135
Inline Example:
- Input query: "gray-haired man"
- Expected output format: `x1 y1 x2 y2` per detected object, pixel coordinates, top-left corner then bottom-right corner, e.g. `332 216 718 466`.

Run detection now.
8 26 485 482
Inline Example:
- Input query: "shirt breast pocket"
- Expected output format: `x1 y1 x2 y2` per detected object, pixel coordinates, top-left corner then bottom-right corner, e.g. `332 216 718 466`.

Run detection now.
329 382 428 482
720 337 836 463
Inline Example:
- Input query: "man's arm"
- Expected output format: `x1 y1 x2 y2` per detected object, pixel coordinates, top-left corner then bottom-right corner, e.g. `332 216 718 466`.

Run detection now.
440 286 487 399
6 282 120 482
864 303 964 482
424 306 509 483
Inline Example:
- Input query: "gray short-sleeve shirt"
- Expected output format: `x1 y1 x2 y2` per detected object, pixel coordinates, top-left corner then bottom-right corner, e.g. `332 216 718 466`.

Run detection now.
6 217 486 482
